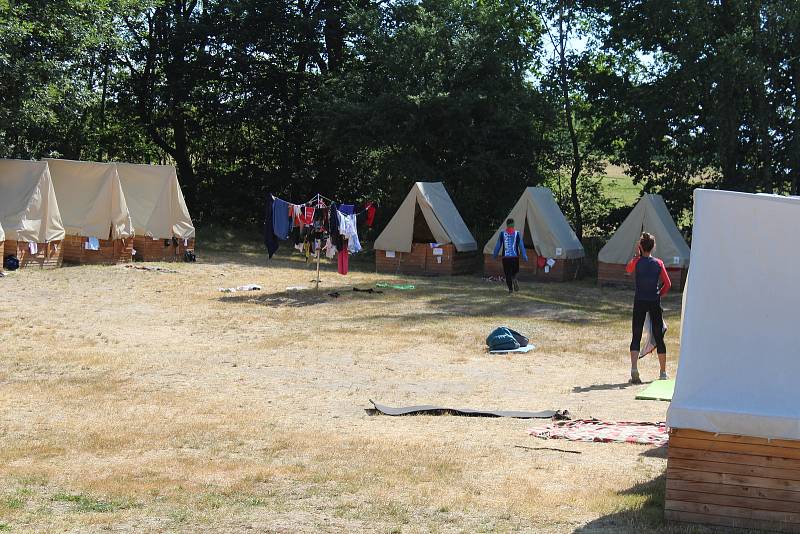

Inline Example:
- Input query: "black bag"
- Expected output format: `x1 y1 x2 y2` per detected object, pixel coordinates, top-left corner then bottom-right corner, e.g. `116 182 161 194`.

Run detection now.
183 250 196 262
4 255 20 271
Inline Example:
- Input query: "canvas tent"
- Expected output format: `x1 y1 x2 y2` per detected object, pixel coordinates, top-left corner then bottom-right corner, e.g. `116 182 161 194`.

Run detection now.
46 159 135 264
0 159 64 268
598 194 690 289
483 187 584 281
374 182 478 275
664 190 800 532
116 163 195 261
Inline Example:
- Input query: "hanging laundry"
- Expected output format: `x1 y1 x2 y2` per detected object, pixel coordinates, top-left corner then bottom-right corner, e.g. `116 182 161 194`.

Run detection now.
85 237 100 250
329 202 344 251
365 202 377 227
324 238 337 258
338 211 362 254
28 242 38 254
339 204 355 216
301 206 315 225
292 204 304 227
272 198 293 241
338 242 349 275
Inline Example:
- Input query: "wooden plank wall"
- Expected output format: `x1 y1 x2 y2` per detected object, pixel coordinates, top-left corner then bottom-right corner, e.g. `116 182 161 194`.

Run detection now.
483 255 581 282
376 243 477 275
133 237 195 262
62 235 134 265
598 261 687 290
665 428 800 533
3 240 63 269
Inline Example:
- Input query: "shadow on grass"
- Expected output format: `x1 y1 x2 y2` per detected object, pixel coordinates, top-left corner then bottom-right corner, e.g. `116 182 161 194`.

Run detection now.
640 445 668 459
572 382 641 393
207 247 683 326
574 474 669 533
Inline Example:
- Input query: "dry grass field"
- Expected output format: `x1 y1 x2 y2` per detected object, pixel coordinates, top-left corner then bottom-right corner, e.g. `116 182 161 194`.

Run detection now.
0 242 710 533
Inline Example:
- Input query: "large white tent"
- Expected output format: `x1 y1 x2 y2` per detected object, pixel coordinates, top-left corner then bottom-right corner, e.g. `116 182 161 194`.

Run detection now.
482 187 584 259
46 159 133 240
374 182 477 253
667 190 800 441
116 163 195 240
0 159 64 243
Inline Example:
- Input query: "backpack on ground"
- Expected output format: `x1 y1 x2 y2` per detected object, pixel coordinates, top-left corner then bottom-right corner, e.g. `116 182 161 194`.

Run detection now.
3 255 20 271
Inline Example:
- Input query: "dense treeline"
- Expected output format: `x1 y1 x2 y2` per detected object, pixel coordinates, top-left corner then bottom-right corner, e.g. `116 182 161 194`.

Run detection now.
1 0 798 239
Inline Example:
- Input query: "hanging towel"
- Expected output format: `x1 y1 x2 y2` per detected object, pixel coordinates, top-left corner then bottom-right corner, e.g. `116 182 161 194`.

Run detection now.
301 207 315 225
272 198 293 241
28 242 38 254
338 244 349 275
85 237 100 251
292 204 304 227
263 195 279 257
339 204 355 216
365 202 376 227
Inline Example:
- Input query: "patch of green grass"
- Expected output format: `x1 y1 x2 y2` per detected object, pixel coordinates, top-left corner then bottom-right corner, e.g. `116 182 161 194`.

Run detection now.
1 496 24 510
603 173 642 206
0 523 11 531
51 493 134 513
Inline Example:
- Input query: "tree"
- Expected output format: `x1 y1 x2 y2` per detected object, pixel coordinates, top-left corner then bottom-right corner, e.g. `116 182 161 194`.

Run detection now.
311 0 552 238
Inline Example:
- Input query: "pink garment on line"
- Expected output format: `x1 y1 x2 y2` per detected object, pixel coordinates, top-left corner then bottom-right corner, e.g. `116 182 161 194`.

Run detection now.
338 242 349 275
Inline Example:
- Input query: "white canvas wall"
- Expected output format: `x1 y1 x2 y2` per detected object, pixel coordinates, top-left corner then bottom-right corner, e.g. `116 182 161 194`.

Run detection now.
667 190 800 440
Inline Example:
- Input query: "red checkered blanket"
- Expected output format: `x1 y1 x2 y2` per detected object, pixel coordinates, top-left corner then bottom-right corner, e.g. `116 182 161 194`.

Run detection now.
528 419 668 446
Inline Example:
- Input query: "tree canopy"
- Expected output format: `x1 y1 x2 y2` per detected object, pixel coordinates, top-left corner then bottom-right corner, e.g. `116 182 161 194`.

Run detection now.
1 0 797 237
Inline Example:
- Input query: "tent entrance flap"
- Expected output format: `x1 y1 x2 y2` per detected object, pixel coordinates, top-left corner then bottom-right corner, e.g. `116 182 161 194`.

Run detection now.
412 204 436 243
524 214 537 255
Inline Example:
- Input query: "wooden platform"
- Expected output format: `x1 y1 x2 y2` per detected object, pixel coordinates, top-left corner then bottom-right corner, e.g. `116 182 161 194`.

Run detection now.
665 428 800 533
376 243 478 276
62 235 134 265
483 254 581 282
2 240 63 269
597 261 687 290
133 237 195 262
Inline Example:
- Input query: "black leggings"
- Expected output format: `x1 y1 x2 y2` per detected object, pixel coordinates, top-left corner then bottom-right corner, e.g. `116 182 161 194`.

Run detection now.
502 257 520 291
630 299 666 354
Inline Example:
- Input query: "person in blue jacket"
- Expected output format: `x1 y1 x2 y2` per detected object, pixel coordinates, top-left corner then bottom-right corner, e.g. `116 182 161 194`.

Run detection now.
492 218 528 294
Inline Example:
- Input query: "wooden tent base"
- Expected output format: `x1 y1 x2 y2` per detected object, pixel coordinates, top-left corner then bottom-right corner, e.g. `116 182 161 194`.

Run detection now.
376 243 478 275
2 240 63 269
665 428 800 533
597 261 687 290
133 237 195 262
483 254 581 282
62 235 133 265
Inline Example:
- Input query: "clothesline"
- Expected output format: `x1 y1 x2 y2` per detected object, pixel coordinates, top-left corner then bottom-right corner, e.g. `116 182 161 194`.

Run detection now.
275 193 373 217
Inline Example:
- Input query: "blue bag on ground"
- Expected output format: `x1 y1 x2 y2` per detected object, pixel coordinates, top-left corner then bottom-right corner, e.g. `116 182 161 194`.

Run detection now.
486 327 521 351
